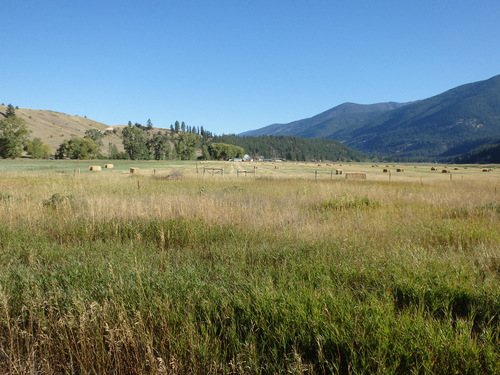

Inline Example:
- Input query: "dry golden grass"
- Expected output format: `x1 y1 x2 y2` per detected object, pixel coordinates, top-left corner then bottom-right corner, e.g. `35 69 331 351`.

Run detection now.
0 160 499 373
0 105 125 154
1 160 498 252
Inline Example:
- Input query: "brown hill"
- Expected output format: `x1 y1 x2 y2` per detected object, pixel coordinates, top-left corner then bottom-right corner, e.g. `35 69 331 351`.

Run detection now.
0 105 125 154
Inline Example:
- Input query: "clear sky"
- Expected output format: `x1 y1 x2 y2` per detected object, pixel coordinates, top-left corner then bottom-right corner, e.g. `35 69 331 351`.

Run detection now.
3 0 499 135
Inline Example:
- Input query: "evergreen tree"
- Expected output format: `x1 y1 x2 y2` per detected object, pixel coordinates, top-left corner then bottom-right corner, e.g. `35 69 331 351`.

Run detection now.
6 104 16 118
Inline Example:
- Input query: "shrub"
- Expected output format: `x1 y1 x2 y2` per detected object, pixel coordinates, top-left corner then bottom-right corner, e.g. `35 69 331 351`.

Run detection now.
43 193 87 210
316 194 380 211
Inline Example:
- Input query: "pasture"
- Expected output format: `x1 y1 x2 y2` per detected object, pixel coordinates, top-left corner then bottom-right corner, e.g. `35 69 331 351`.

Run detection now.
0 159 499 374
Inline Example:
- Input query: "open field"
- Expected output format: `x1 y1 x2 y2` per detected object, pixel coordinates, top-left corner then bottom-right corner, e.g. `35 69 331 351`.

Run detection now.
0 160 499 373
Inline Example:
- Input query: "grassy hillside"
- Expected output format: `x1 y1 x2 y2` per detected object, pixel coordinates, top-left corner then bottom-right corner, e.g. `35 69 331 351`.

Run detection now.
0 104 125 154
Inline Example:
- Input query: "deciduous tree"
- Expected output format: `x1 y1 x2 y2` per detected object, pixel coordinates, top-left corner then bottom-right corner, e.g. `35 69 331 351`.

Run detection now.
56 138 98 159
175 132 199 160
25 137 52 159
0 113 31 158
149 131 171 160
84 129 105 146
122 124 150 160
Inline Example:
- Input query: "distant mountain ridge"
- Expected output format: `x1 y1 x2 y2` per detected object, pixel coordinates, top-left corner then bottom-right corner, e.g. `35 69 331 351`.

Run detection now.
241 74 500 160
240 102 410 138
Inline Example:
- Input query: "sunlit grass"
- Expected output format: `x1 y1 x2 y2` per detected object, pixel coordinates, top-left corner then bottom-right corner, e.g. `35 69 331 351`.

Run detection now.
0 160 499 373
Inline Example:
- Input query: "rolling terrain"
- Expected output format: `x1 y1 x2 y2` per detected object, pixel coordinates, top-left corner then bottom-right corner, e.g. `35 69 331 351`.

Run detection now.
0 105 125 154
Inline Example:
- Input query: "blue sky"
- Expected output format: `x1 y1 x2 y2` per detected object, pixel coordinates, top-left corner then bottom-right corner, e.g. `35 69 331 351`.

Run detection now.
3 0 499 135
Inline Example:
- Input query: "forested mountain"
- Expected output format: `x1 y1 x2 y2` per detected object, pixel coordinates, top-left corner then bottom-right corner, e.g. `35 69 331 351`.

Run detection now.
240 102 409 138
336 74 500 159
452 141 500 164
214 135 366 162
241 74 500 161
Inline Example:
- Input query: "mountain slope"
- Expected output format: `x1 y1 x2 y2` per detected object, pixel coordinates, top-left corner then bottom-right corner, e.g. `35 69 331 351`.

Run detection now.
452 142 500 164
334 74 500 158
242 74 500 160
240 102 409 138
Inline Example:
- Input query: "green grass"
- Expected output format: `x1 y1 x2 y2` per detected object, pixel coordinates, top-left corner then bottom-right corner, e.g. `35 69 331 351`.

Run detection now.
0 160 499 373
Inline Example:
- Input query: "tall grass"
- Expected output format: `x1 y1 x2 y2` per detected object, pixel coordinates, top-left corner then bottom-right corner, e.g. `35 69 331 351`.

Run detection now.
0 161 499 373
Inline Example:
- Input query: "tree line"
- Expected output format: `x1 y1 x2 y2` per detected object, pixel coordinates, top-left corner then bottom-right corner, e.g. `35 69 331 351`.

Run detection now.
0 106 363 162
53 120 214 161
54 120 245 161
213 134 366 162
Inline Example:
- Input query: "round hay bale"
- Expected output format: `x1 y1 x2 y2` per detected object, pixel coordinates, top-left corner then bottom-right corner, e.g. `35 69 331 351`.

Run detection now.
104 164 114 169
89 166 101 171
345 172 366 180
130 167 140 174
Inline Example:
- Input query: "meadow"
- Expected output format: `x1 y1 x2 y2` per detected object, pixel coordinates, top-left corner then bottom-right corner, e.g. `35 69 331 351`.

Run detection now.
0 159 499 374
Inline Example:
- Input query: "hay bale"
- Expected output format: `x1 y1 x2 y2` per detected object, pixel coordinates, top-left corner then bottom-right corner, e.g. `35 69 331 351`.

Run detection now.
104 164 114 169
89 166 101 171
397 168 404 172
335 169 343 175
383 169 390 173
431 167 437 171
442 169 450 173
130 167 140 174
482 169 490 172
345 172 366 180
